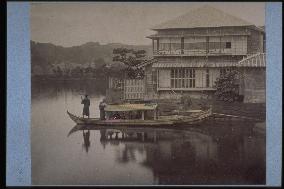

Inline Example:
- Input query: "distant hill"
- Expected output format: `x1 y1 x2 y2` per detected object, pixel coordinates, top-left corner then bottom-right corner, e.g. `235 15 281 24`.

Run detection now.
31 40 152 75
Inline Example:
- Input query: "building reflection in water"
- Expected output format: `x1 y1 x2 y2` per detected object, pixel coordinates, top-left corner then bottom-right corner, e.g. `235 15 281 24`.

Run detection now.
78 121 265 185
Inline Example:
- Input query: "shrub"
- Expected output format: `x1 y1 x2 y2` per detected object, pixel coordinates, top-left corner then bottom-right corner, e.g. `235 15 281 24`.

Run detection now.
214 70 241 102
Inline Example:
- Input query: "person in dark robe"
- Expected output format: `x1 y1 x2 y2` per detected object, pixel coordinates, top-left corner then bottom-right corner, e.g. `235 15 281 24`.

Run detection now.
81 95 90 118
99 98 107 120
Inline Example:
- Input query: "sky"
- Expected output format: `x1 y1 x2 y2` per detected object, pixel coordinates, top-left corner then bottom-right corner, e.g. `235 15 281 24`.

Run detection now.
31 2 265 47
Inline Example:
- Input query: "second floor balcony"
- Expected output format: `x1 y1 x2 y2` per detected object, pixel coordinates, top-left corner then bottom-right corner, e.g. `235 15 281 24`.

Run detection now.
153 48 248 56
151 37 249 56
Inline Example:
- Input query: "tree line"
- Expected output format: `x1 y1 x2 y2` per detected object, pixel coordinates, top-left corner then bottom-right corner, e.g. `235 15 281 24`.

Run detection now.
51 65 109 78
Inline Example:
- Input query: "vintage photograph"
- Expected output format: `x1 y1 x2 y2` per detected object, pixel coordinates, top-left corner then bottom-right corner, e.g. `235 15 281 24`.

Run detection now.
31 2 266 185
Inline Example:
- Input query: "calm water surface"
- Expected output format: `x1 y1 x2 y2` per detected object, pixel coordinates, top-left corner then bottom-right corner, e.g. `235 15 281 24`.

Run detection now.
31 80 265 185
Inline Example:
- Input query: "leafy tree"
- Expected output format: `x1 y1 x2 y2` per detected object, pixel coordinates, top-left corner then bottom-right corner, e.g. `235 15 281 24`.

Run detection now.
71 66 83 78
85 66 93 74
113 48 146 79
52 68 57 75
64 68 71 77
214 69 241 102
95 58 107 69
56 66 63 77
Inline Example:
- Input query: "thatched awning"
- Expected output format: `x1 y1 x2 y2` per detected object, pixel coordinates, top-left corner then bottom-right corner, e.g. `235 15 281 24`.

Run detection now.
105 103 158 112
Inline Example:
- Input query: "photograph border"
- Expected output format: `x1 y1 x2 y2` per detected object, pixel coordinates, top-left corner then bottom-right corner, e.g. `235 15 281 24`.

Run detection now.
6 2 282 186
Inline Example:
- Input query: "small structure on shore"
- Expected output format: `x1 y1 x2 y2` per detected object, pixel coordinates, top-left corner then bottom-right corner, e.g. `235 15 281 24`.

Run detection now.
237 53 266 103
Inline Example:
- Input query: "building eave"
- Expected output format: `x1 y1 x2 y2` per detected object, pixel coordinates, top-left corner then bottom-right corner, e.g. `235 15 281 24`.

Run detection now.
134 59 158 69
152 62 238 68
151 25 254 31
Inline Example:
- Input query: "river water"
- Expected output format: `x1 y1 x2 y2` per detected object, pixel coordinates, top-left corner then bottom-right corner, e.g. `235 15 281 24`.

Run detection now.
31 80 265 185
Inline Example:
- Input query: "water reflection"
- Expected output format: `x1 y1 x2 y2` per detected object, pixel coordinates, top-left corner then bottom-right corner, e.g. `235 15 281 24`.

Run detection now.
69 123 265 185
82 130 91 153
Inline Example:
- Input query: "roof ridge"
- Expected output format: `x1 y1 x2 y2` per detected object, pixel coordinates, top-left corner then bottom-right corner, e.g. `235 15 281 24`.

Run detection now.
202 5 254 26
152 5 254 30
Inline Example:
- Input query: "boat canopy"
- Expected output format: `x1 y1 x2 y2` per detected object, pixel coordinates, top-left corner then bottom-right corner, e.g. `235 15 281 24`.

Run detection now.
104 103 158 112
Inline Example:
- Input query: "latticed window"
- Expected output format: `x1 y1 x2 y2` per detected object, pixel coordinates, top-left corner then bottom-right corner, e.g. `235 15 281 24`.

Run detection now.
159 43 171 51
184 42 207 50
225 42 231 49
124 79 144 100
171 43 181 50
170 69 195 88
206 69 210 87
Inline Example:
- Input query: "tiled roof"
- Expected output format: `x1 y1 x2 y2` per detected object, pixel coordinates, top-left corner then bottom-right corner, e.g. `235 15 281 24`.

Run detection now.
259 26 265 31
147 32 250 38
152 5 254 30
152 53 266 68
135 59 158 69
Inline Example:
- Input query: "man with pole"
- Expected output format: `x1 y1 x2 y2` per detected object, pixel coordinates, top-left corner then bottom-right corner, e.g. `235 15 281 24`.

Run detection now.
81 94 90 118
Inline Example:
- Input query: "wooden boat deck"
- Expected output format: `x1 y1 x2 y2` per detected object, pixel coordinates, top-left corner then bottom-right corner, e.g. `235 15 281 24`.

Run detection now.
67 107 212 127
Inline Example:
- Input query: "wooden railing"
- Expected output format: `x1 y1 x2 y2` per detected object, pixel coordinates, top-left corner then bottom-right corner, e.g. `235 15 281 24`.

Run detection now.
153 49 247 56
237 53 266 67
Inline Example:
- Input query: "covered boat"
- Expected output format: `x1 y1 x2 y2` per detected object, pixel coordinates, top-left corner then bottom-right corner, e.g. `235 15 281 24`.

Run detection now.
67 102 212 127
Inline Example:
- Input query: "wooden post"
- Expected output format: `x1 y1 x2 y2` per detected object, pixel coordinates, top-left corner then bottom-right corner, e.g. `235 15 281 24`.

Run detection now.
262 53 265 66
169 38 172 54
124 75 126 100
219 36 222 53
141 111 145 120
157 70 159 89
152 39 154 54
181 37 184 54
142 132 145 142
108 77 110 88
157 38 159 52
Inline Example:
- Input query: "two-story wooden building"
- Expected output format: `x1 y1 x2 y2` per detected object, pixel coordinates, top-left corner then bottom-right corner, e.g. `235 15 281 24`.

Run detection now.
145 5 265 100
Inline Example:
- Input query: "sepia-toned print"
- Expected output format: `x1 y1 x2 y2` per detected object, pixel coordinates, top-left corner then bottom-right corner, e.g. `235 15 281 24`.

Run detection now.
31 2 266 185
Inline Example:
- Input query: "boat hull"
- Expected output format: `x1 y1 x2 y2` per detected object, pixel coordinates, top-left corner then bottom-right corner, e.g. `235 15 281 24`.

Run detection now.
67 108 212 127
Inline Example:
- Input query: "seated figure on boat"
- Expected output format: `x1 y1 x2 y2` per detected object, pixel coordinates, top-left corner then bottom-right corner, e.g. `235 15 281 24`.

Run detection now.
112 112 121 120
99 98 107 120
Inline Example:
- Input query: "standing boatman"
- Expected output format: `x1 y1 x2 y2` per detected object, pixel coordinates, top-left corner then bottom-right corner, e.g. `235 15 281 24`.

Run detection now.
81 94 90 118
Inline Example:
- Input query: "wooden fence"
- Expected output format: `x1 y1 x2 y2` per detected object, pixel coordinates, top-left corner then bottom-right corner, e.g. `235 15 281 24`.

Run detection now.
124 79 145 100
